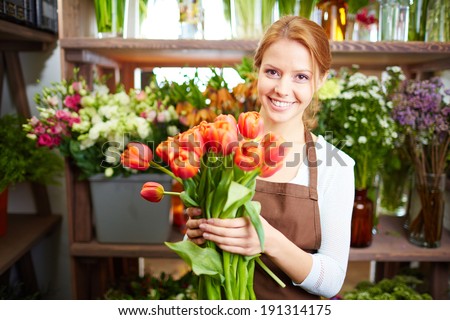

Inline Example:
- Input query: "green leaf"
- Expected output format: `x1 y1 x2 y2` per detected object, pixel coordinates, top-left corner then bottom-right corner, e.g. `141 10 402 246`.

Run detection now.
211 167 233 218
180 191 199 207
165 241 224 283
221 181 253 219
243 201 265 251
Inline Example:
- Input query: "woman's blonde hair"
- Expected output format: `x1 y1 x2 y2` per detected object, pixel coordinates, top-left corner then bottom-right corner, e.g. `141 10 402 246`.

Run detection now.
254 16 331 130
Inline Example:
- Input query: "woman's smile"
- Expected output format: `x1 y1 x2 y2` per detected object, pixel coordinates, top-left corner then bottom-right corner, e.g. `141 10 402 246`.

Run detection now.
269 97 296 111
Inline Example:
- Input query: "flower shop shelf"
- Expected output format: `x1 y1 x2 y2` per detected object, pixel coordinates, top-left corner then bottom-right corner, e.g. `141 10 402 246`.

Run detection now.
0 19 57 51
70 227 184 258
0 214 61 274
59 39 450 71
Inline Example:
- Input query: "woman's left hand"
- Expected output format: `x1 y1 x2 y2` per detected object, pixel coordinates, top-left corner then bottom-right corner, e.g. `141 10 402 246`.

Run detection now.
199 216 269 256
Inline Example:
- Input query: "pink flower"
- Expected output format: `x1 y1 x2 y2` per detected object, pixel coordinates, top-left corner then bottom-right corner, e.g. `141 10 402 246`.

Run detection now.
38 134 54 147
64 94 81 111
136 91 147 101
72 82 82 92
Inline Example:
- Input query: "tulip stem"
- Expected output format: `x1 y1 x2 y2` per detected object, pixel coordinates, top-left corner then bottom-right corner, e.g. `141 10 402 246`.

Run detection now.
163 191 181 197
150 161 183 184
255 257 286 288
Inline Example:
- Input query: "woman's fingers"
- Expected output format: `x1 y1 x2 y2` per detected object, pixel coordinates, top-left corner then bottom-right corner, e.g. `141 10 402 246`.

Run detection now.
185 207 202 218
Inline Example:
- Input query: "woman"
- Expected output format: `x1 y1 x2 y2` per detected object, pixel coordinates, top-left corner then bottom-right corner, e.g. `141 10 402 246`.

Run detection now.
186 16 355 299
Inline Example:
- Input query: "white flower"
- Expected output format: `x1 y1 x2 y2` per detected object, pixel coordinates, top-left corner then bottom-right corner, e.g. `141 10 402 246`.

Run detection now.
361 118 368 124
104 167 114 177
167 125 180 137
358 136 367 144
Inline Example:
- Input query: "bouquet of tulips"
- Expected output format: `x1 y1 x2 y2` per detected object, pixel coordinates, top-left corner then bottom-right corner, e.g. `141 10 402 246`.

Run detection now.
121 111 288 299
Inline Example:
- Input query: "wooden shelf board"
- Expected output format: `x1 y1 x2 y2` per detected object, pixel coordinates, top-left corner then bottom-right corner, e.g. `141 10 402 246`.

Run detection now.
0 214 62 274
70 215 450 262
71 226 185 258
59 39 450 68
0 19 57 43
350 215 450 262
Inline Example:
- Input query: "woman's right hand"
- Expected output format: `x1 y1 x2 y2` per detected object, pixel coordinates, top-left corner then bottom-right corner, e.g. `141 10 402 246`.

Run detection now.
185 207 207 245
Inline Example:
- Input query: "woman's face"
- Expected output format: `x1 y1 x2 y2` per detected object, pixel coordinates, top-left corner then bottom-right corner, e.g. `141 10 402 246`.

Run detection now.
257 39 319 126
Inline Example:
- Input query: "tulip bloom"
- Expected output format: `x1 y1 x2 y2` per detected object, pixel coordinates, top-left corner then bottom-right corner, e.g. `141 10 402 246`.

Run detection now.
141 182 165 202
200 120 238 155
170 148 200 179
175 126 204 158
234 140 263 171
121 142 152 171
259 132 290 177
238 111 264 139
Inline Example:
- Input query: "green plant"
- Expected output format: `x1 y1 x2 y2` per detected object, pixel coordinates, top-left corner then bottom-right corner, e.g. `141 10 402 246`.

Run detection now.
316 65 404 190
0 114 63 192
0 282 40 300
343 274 432 300
104 271 198 300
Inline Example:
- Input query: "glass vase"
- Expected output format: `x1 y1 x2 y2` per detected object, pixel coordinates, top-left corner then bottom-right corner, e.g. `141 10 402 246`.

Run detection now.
94 0 126 38
316 0 347 41
407 173 446 248
377 157 412 217
408 0 428 41
230 0 263 39
351 189 374 248
424 0 450 42
378 0 409 41
178 0 204 39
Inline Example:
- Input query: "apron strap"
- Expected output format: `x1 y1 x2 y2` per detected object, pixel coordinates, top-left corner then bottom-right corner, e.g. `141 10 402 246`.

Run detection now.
305 130 318 201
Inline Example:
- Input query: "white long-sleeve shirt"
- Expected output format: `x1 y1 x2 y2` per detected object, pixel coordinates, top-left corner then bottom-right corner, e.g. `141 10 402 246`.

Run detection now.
291 135 355 298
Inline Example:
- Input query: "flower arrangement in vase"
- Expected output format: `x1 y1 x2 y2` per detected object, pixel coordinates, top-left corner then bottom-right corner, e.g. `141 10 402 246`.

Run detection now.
316 65 404 247
391 76 450 248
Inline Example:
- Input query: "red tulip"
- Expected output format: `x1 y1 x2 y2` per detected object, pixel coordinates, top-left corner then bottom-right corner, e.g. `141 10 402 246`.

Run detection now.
234 140 263 171
238 111 264 139
141 182 165 202
121 142 152 171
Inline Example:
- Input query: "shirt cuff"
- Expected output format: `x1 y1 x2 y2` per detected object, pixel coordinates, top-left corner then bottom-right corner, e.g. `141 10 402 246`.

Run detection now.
292 254 319 289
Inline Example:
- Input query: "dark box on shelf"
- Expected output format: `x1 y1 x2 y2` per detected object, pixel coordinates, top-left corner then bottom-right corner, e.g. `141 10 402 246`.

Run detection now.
35 0 57 34
2 0 27 24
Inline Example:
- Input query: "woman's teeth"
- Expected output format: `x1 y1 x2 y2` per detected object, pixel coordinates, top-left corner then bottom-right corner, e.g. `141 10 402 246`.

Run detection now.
271 99 292 108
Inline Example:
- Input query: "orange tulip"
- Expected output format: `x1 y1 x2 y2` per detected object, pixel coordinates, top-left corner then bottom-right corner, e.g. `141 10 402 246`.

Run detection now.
121 142 152 171
175 126 204 158
259 132 290 177
141 182 165 202
200 121 238 155
156 137 175 164
234 140 263 171
215 113 237 128
238 111 264 139
170 148 200 179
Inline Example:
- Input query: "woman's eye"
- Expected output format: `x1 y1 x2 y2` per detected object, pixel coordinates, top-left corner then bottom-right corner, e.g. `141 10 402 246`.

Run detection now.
296 74 309 82
265 69 279 77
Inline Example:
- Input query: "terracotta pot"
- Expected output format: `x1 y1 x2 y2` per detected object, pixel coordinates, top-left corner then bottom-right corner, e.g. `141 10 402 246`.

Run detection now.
0 188 8 236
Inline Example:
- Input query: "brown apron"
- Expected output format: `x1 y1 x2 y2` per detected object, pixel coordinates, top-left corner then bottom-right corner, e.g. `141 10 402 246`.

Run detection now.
253 130 322 300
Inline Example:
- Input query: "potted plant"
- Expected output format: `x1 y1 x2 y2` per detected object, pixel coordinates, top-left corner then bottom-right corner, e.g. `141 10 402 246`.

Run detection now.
0 114 63 236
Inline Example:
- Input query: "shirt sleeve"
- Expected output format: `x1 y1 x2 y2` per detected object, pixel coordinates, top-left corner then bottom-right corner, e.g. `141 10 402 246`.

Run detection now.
293 147 355 298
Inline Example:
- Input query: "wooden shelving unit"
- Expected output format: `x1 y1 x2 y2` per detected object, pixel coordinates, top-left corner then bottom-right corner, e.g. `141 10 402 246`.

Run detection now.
58 0 450 300
0 214 62 275
0 19 60 296
60 38 450 70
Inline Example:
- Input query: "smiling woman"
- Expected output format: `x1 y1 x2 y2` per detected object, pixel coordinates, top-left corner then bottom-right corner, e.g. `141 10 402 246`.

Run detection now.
184 16 355 300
